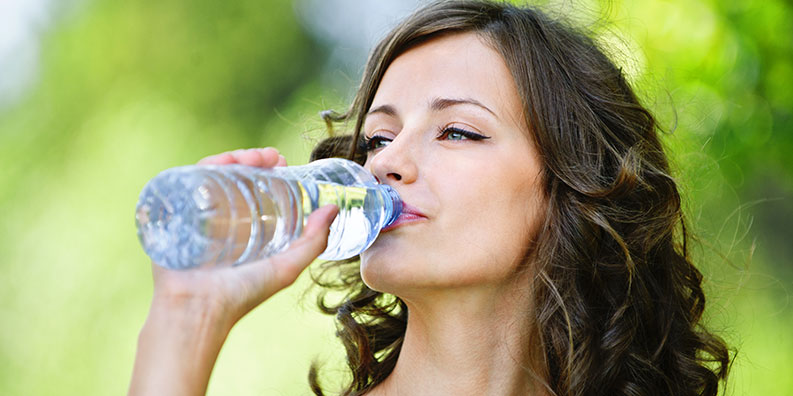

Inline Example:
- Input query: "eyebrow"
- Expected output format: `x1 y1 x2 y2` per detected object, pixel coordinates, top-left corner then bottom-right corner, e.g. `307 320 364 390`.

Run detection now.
366 104 398 117
365 97 498 119
430 97 498 118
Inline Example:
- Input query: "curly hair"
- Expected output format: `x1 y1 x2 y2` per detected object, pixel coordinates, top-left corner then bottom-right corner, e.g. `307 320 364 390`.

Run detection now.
307 1 731 395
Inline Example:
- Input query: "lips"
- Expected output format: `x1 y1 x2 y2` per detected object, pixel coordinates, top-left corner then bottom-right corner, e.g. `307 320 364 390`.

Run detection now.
381 202 427 233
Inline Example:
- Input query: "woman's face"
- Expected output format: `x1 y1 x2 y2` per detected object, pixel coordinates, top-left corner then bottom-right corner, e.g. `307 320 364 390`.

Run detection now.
360 32 544 296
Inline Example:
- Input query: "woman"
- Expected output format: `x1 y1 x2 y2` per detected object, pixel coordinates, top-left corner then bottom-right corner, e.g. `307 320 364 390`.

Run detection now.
129 1 731 395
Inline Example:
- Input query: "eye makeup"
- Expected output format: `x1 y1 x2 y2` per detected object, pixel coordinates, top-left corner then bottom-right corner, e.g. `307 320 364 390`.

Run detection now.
361 125 490 153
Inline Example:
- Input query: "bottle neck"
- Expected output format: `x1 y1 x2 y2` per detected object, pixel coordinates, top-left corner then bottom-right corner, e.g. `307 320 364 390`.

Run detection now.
377 184 402 227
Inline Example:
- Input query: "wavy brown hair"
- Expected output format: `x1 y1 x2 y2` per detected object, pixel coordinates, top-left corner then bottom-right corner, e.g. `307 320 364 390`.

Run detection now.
307 1 731 395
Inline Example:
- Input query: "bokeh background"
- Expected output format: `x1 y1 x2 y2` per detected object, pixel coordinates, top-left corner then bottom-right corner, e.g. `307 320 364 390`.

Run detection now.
1 0 791 394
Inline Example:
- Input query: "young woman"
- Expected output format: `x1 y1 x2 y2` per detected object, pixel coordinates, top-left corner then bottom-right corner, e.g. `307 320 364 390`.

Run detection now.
129 1 731 395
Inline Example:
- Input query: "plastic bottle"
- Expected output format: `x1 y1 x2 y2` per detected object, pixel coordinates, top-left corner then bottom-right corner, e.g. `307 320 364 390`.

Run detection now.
135 158 402 270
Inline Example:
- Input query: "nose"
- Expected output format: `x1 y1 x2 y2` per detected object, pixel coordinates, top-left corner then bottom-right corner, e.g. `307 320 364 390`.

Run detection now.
366 133 418 185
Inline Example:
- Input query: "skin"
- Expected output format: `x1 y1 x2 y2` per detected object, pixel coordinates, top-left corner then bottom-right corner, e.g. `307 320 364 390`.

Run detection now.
129 33 545 396
361 33 545 395
128 148 339 396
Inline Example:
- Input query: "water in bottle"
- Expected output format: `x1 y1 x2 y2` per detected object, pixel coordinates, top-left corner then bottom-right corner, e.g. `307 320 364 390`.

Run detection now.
135 158 401 270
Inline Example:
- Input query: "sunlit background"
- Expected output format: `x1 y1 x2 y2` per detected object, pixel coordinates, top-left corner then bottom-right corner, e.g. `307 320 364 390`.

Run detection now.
0 0 790 394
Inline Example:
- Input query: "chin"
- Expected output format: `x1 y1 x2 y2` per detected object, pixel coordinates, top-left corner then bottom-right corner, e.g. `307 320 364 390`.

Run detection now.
360 252 459 297
359 252 392 293
360 251 419 294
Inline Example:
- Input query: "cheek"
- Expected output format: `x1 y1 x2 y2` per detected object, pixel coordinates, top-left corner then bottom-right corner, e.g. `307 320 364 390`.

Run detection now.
359 154 544 291
432 169 542 279
453 204 537 279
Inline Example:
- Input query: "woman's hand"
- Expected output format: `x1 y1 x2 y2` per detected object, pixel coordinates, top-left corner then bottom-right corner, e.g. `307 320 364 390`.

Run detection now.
129 148 338 396
196 147 289 168
157 148 337 326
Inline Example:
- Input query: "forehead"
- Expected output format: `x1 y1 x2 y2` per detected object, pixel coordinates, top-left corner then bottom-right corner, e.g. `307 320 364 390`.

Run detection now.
370 32 524 123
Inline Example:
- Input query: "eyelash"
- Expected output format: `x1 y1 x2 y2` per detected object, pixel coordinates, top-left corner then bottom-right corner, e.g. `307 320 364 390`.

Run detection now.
361 126 490 152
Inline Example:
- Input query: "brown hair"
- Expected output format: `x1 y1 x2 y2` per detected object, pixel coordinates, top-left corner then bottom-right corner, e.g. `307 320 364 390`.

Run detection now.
308 1 731 395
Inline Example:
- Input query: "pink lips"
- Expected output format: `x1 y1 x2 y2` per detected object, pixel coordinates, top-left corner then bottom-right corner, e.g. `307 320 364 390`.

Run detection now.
381 202 427 233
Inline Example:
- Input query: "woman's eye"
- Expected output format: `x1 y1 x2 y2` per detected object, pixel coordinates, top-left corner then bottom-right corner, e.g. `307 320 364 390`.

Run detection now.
446 130 467 140
438 126 491 142
363 136 391 152
362 127 489 152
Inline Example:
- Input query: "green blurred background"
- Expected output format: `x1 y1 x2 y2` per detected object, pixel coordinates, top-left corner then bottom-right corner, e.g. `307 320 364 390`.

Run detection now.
0 0 790 394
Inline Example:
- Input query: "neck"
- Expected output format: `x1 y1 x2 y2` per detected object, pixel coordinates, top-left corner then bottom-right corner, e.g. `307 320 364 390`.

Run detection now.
368 280 544 396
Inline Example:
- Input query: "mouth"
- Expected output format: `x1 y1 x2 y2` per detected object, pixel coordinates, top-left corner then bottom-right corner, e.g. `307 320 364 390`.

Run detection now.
381 202 427 233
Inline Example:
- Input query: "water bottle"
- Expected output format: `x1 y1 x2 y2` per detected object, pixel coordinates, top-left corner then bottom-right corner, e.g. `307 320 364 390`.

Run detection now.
135 158 402 270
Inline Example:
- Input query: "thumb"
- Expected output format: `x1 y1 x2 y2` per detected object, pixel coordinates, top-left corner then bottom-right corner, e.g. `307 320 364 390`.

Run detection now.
237 204 339 297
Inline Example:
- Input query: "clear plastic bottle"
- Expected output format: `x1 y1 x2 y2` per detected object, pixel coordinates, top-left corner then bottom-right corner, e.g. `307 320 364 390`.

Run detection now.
135 158 402 270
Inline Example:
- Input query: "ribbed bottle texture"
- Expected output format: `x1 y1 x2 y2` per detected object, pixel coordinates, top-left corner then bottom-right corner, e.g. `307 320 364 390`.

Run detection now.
135 158 401 270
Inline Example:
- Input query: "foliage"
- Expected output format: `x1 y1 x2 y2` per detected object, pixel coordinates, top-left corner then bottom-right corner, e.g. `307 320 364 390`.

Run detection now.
0 0 789 394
